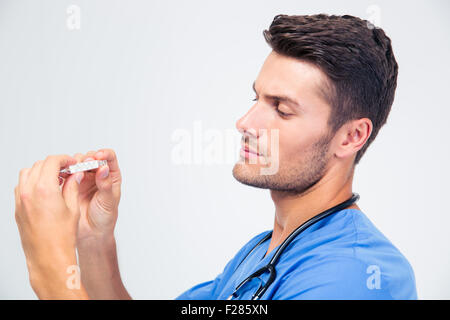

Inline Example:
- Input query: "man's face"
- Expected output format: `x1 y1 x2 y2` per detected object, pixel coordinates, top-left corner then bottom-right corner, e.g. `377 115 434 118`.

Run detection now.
232 51 335 194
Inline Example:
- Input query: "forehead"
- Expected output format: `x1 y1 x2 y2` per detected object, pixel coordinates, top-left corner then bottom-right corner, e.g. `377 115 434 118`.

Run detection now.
256 51 332 113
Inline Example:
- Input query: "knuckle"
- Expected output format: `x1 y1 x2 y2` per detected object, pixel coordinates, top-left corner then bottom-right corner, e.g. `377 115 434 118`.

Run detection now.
19 190 32 201
105 148 117 159
32 160 43 168
35 183 50 196
84 151 96 160
73 153 83 160
85 151 96 159
19 168 26 177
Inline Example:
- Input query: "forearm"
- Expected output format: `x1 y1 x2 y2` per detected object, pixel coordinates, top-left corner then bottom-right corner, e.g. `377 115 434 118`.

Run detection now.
28 247 89 300
77 235 131 300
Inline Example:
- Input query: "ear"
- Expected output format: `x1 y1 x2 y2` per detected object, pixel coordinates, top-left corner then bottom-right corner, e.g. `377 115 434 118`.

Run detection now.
334 118 373 160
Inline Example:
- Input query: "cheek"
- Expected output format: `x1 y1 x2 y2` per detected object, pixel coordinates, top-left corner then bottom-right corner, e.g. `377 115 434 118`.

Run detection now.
278 137 303 162
262 112 328 163
275 125 321 162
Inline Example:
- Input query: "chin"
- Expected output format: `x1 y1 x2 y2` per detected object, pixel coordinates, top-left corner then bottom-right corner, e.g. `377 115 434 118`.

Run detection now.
232 161 272 189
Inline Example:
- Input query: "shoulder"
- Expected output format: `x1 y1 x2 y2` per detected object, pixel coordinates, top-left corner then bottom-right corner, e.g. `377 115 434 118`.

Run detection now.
348 210 417 299
275 254 394 299
272 209 417 300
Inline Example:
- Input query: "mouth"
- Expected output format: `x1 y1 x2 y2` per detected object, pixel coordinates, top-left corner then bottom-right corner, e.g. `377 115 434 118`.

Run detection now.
240 144 263 159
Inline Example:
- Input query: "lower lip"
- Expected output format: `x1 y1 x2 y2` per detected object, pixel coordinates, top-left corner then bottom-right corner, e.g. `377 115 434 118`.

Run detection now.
240 148 262 159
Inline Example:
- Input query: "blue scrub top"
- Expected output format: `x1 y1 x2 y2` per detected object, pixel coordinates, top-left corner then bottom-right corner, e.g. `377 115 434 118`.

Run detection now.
176 209 417 300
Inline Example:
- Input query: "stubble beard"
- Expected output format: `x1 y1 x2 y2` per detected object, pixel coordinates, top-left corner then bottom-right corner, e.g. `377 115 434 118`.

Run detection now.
232 132 333 196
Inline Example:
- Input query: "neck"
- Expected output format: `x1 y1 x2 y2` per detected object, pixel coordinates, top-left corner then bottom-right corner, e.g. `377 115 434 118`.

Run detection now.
265 163 359 257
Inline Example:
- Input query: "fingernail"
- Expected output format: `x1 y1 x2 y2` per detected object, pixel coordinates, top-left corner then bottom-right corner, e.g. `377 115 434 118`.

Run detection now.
84 157 94 162
100 166 109 179
75 172 84 184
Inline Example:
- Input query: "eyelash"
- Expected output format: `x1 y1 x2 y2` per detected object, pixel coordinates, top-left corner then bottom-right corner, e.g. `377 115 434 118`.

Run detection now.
252 97 290 117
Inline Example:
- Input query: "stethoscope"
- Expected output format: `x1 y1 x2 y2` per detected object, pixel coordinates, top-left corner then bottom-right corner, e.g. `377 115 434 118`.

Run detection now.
227 193 360 300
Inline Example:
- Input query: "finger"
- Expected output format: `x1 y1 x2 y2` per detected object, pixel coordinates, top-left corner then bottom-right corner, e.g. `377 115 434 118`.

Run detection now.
82 151 97 167
18 168 31 195
14 185 21 210
67 153 87 183
25 160 45 193
39 155 78 192
80 152 98 180
62 171 84 215
94 162 112 192
14 186 22 224
82 151 97 161
59 154 82 183
73 153 84 162
94 148 120 173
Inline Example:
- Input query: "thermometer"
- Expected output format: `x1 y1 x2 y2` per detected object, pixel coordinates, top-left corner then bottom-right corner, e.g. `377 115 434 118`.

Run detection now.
59 160 107 174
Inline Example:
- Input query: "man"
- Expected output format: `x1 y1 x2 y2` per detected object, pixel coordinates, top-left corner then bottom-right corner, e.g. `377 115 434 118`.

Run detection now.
15 14 417 299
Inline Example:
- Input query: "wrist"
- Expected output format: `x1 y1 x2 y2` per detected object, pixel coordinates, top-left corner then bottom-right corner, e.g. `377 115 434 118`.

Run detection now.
27 248 87 299
77 233 116 252
76 234 119 278
76 234 129 299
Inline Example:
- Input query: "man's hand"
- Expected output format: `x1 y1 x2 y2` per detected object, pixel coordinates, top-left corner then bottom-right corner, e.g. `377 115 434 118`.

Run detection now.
71 148 122 243
14 154 89 299
70 148 130 299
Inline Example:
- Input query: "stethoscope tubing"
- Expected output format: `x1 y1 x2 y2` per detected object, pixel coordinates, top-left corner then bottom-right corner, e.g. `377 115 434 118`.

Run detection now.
229 192 360 300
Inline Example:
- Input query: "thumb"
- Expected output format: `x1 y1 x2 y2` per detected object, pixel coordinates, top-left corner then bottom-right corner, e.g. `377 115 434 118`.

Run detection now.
95 165 111 192
62 172 84 215
93 165 117 212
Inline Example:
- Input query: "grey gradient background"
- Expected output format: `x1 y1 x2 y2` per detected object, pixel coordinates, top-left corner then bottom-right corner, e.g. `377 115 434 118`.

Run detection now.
1 0 449 299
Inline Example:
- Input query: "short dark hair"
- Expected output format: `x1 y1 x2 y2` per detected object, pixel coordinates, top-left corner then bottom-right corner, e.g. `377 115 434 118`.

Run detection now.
263 14 398 165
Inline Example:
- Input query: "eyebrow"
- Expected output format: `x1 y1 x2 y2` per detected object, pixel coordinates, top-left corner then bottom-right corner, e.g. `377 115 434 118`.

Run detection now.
252 81 303 111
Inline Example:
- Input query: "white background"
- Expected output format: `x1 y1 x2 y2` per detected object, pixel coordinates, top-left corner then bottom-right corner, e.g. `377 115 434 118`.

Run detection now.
0 0 449 299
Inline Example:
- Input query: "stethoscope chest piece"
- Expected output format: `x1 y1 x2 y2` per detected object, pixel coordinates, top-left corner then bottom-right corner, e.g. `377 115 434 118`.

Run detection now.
228 264 276 300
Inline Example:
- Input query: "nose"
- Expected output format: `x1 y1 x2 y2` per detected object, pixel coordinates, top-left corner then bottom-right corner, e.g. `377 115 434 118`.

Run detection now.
236 103 262 139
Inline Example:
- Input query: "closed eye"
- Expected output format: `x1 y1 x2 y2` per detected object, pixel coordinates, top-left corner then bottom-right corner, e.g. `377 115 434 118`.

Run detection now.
273 100 290 117
252 97 291 117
